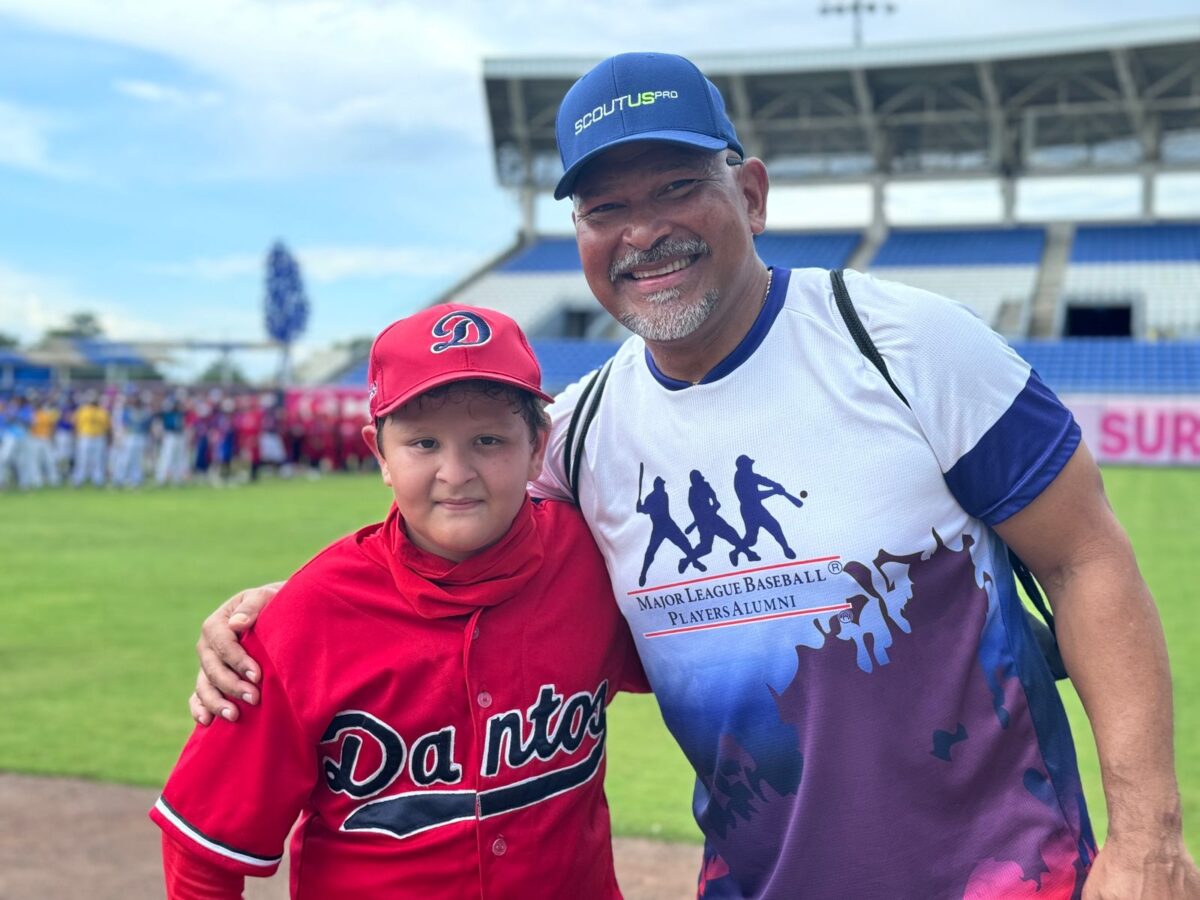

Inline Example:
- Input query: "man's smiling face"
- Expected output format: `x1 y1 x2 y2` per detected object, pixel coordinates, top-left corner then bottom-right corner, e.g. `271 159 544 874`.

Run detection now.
571 143 767 349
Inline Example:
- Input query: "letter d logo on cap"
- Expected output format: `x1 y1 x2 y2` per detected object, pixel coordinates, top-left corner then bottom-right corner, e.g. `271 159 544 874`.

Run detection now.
431 311 493 353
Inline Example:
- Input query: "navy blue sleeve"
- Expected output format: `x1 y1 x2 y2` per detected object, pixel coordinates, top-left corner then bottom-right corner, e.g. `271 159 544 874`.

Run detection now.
943 370 1081 525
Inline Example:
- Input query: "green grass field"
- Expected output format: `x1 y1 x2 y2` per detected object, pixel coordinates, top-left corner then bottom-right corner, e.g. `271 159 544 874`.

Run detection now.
0 469 1196 850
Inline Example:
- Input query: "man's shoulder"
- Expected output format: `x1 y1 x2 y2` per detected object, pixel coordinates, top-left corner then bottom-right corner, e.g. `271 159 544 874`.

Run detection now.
779 266 996 349
781 265 958 312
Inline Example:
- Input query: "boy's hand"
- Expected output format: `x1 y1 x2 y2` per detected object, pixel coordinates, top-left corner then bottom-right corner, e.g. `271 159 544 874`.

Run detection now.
189 582 283 725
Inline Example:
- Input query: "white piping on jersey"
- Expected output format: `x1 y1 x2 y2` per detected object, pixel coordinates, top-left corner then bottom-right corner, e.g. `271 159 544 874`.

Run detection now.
154 796 281 868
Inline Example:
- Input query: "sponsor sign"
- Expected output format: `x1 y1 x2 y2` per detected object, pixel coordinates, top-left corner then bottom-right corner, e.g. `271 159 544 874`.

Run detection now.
1064 395 1200 465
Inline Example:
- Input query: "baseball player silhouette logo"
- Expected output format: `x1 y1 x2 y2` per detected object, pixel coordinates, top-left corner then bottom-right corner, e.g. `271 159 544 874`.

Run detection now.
635 456 807 585
430 310 493 353
636 467 708 586
685 469 758 565
732 454 804 561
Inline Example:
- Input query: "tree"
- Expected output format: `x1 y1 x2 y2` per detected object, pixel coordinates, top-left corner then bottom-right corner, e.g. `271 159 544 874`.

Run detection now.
335 336 374 358
45 311 104 340
264 241 310 385
198 356 248 386
0 332 18 349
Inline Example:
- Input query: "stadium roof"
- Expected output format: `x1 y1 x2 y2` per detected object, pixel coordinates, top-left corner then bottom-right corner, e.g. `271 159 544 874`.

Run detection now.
484 17 1200 192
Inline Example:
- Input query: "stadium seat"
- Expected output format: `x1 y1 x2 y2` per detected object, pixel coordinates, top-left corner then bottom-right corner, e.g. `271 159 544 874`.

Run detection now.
867 227 1045 335
1062 223 1200 337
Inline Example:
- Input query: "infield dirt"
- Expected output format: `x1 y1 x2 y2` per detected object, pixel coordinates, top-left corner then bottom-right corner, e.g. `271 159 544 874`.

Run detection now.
0 772 698 899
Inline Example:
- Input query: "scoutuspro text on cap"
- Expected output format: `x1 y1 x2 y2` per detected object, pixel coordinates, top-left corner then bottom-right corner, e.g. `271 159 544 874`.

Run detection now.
554 52 744 200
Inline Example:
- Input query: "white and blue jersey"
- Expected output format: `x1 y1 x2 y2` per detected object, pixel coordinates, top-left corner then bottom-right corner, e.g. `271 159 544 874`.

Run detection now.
535 267 1092 899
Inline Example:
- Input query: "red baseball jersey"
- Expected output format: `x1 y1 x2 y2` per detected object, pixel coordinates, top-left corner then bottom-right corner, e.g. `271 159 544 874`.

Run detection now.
151 498 648 899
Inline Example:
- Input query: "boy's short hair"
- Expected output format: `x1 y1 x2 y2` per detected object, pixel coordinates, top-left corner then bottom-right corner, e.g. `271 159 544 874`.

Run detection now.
374 379 550 454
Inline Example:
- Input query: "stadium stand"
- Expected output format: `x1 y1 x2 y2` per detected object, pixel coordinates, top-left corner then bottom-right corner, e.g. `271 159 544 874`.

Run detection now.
1061 223 1200 337
754 232 861 270
1013 339 1200 395
447 237 599 338
500 237 583 272
529 339 624 393
867 228 1045 337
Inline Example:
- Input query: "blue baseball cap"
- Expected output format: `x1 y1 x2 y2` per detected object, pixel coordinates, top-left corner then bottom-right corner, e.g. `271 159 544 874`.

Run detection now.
554 52 744 200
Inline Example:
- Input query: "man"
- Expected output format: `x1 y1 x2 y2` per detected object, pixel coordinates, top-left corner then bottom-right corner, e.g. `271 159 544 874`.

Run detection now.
636 472 707 585
1 393 37 490
113 392 153 488
193 52 1197 899
71 390 109 487
154 393 188 486
29 392 61 488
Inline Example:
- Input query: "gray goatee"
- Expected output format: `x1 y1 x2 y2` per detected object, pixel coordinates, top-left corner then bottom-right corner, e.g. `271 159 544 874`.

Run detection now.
610 239 718 342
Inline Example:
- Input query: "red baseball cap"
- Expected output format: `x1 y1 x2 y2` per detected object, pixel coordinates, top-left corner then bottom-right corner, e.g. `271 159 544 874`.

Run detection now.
367 304 553 420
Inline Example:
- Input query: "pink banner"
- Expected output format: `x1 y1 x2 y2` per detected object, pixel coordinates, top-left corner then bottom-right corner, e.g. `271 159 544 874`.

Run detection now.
284 386 369 421
1064 395 1200 465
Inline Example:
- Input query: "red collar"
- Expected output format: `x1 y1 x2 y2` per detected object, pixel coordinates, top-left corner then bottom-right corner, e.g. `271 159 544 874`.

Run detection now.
363 498 544 619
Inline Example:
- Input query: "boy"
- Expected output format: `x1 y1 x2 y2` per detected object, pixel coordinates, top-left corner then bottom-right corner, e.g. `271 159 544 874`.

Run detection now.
150 304 647 899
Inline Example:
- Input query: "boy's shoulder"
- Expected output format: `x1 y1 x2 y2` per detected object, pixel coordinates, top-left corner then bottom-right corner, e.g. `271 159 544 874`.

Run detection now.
255 521 391 639
528 497 605 569
529 496 591 538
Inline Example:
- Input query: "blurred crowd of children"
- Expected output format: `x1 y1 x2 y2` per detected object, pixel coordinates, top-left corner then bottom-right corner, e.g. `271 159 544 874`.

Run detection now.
0 386 372 491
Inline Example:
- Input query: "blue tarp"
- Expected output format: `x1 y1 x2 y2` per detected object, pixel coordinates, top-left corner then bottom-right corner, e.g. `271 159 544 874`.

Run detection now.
71 339 150 367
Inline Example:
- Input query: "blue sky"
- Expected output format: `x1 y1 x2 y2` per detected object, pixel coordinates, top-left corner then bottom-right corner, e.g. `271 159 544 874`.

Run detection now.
1 1 1198 378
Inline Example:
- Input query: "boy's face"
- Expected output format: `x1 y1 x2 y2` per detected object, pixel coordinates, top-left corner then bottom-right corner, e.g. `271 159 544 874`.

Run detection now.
363 387 547 563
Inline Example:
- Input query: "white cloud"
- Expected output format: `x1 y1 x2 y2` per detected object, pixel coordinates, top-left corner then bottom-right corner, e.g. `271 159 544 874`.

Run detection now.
1 0 492 173
299 246 484 282
114 78 222 108
148 244 484 283
0 260 170 342
2 0 1196 178
0 99 82 179
147 254 259 281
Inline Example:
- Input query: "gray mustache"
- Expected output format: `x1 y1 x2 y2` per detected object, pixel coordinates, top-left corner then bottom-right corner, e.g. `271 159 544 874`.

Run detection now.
609 239 710 282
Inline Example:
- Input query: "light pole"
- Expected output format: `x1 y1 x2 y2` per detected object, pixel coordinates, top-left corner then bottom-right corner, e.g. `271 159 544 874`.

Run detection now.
819 1 897 49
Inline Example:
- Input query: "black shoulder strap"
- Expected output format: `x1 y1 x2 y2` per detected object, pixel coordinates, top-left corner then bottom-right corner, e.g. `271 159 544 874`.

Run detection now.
829 269 1066 680
562 357 614 505
830 268 910 408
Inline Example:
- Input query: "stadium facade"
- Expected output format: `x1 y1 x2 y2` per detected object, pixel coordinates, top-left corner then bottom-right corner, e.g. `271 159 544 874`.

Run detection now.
404 20 1200 465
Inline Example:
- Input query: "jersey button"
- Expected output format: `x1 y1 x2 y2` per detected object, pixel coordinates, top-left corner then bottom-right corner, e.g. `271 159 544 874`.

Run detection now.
477 690 493 708
491 836 507 856
472 626 480 640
